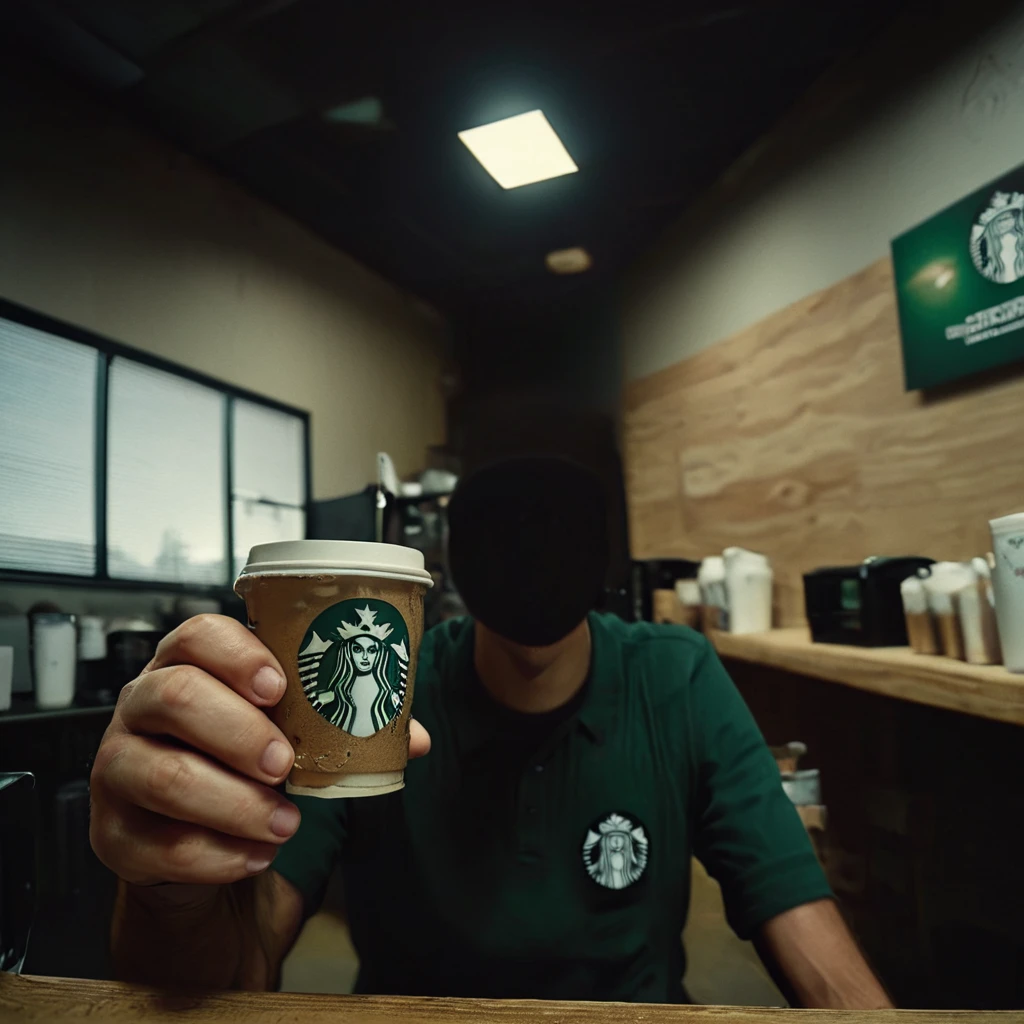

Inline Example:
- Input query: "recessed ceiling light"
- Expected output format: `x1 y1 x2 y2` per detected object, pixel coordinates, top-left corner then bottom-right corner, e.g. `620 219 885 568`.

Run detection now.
545 247 592 274
458 110 578 190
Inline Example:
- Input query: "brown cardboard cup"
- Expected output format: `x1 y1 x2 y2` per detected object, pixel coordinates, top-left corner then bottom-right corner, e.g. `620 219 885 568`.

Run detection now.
234 540 432 798
935 612 965 661
904 610 939 655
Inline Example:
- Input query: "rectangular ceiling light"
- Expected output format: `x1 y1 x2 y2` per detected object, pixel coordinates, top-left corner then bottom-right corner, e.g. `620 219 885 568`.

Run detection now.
458 110 578 189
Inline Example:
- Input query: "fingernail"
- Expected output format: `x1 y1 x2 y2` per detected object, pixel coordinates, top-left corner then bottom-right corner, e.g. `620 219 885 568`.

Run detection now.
260 740 293 777
270 803 301 838
246 852 275 874
252 666 285 702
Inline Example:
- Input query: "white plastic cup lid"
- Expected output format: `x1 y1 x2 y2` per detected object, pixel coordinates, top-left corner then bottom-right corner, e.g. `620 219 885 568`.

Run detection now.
235 540 433 587
990 512 1024 536
699 556 725 582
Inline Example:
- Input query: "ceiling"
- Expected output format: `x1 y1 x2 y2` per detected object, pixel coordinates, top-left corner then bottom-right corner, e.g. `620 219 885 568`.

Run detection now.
6 1 909 315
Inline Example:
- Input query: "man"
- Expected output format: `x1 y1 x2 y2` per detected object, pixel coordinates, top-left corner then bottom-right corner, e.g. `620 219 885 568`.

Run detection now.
90 457 891 1006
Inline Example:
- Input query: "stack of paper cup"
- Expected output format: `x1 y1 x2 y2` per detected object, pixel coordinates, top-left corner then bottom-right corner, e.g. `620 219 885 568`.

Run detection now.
922 563 975 660
900 575 938 654
698 557 727 632
959 557 1001 666
990 513 1024 673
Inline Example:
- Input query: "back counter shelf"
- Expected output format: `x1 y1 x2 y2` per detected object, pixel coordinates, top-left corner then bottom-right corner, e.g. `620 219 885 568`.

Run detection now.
709 628 1024 728
0 696 116 725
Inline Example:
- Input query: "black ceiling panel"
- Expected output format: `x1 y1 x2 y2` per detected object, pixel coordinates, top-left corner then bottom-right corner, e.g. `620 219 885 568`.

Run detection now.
5 0 910 314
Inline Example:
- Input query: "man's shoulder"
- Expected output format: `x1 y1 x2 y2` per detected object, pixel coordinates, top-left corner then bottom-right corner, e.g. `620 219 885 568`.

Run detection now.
592 611 710 659
416 616 473 681
590 613 712 688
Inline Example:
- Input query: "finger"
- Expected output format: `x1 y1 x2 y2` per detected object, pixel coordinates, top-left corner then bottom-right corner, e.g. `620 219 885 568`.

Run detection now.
101 734 301 845
118 666 294 785
409 718 431 759
149 614 287 709
92 797 281 887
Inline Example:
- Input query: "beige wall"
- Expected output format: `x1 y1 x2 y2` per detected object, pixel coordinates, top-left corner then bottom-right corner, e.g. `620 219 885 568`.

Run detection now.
0 60 447 499
624 4 1024 380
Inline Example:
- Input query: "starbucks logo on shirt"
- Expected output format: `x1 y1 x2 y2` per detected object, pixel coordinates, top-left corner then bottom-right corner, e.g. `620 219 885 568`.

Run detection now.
298 599 410 737
582 812 649 890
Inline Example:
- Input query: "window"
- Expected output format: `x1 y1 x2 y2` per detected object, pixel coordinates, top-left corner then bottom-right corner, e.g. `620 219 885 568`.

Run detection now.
107 359 227 584
0 319 98 576
231 400 306 576
0 302 310 588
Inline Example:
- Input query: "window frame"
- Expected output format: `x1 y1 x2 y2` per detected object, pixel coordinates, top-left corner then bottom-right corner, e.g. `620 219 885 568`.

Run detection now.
0 296 312 593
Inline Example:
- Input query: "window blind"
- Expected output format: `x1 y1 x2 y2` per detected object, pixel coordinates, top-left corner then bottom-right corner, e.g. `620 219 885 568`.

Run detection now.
231 399 306 574
107 358 227 584
0 318 98 575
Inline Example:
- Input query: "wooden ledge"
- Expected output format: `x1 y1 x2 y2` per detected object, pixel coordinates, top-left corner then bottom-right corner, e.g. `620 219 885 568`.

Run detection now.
0 974 1014 1023
710 628 1024 728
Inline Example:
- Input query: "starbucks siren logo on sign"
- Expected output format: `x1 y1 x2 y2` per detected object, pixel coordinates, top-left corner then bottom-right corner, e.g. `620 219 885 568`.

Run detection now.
298 599 411 736
969 191 1024 284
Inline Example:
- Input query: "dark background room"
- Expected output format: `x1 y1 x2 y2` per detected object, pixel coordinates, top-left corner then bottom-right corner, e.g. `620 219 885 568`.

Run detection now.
1 0 1023 1017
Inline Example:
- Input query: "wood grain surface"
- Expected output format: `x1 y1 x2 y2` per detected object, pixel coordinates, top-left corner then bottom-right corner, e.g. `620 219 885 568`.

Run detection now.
0 975 1014 1024
622 258 1024 628
709 629 1024 727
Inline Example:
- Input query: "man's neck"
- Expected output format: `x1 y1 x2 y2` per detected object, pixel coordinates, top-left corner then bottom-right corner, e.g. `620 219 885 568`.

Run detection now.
473 618 591 714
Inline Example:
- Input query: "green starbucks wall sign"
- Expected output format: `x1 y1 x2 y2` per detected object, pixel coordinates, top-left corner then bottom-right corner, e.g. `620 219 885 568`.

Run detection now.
298 599 410 736
892 164 1024 390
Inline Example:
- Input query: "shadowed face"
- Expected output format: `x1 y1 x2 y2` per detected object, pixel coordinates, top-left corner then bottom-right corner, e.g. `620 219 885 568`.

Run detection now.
607 833 626 853
351 636 381 673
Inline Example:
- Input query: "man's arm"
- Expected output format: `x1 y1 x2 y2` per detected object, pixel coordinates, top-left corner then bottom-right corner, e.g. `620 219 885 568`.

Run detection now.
755 899 893 1009
687 643 888 1006
111 870 303 991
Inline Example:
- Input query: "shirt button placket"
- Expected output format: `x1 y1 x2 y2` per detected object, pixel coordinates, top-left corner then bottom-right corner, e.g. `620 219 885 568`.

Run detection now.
517 759 547 862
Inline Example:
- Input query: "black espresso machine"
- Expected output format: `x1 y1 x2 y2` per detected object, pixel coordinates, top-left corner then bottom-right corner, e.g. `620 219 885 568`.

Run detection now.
630 558 701 623
803 556 934 646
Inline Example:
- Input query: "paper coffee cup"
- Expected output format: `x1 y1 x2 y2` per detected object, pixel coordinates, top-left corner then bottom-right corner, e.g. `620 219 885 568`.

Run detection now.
234 540 432 798
990 513 1024 673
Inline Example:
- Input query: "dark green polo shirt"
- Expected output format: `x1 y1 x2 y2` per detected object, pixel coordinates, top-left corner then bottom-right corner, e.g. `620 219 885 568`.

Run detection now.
272 613 830 1002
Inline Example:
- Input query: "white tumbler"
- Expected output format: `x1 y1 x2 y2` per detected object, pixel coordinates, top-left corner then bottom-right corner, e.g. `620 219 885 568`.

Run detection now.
724 548 774 635
0 646 13 712
33 613 77 708
990 513 1024 673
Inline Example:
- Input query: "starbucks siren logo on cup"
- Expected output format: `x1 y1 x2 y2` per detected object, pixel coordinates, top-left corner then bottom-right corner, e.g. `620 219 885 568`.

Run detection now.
234 540 432 799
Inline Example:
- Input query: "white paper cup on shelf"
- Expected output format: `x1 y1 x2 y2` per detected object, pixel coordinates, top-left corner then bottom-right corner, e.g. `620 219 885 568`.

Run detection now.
922 563 975 661
990 513 1024 672
698 556 727 632
958 558 1001 665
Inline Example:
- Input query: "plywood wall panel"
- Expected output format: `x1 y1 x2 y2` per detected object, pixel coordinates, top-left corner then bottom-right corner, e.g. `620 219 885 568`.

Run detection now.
623 258 1024 627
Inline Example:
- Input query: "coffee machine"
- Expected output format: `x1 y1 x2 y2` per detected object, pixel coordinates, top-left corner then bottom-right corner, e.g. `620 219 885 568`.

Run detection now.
630 558 701 623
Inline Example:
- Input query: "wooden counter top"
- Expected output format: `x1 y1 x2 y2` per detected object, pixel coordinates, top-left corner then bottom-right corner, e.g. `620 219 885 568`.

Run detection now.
0 974 1013 1024
710 629 1024 728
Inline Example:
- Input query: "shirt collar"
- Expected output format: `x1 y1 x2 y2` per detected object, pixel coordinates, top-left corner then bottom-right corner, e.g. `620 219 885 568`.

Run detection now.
444 612 617 752
576 612 617 745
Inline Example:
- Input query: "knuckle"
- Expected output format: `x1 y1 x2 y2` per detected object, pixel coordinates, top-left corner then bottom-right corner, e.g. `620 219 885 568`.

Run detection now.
90 734 126 782
89 812 119 864
156 614 214 666
145 753 190 804
173 614 229 661
165 834 202 872
157 664 205 713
